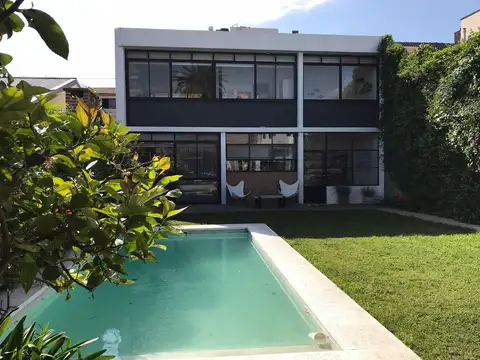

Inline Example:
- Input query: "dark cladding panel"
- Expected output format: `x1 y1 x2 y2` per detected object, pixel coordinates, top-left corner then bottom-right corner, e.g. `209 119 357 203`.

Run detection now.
127 99 297 127
304 100 379 127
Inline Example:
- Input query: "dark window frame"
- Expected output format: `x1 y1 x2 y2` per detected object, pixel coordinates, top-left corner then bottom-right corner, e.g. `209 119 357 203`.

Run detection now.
304 133 379 186
226 133 297 172
125 50 297 101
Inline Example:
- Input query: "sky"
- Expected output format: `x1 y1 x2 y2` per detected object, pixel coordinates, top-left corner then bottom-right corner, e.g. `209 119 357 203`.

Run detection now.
2 0 479 87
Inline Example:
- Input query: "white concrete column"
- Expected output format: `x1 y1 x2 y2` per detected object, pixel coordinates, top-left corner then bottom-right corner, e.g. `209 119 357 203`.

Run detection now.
114 29 126 125
297 52 304 128
220 132 227 204
297 52 304 204
297 132 304 204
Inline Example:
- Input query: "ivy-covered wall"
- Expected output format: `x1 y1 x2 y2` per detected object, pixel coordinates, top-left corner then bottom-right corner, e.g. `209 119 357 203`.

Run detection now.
378 34 480 223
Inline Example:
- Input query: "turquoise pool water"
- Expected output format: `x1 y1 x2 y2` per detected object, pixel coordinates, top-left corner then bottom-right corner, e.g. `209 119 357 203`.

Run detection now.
20 230 329 356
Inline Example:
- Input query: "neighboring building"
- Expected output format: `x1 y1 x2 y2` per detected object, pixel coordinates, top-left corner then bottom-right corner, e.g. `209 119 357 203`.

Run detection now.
114 27 383 205
13 77 80 107
399 41 452 52
455 8 480 42
64 87 116 117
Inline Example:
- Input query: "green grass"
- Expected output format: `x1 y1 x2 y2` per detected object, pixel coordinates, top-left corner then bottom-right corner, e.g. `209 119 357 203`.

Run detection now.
176 210 480 360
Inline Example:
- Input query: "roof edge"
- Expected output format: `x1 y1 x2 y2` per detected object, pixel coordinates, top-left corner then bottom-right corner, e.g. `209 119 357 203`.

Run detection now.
461 8 480 20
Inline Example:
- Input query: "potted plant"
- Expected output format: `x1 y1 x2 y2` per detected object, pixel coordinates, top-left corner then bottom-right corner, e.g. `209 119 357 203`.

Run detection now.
335 186 351 205
362 187 376 204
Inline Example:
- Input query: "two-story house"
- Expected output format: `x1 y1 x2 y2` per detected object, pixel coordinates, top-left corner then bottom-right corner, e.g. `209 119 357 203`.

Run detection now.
455 9 480 42
114 27 383 205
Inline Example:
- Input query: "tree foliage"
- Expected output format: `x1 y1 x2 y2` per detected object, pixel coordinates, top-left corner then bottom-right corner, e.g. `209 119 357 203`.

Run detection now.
378 33 480 222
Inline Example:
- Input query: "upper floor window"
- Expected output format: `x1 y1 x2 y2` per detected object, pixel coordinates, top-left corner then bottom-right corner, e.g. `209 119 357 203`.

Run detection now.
126 50 296 100
342 66 377 100
303 56 377 100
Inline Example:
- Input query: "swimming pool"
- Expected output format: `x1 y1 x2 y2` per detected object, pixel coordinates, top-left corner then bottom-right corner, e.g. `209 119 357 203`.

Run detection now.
16 228 334 357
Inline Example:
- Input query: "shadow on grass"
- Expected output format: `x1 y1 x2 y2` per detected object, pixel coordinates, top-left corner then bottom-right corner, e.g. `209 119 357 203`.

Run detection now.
177 210 474 239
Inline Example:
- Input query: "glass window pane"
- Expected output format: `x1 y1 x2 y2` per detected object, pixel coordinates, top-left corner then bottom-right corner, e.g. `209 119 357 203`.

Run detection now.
128 61 149 97
249 133 271 144
256 65 275 99
341 57 359 64
276 55 295 62
235 54 254 62
153 143 174 158
138 133 151 141
326 151 352 185
227 145 249 158
327 134 353 150
149 63 170 97
177 180 218 203
197 134 219 141
256 54 275 62
353 150 378 185
214 53 234 61
227 134 249 144
149 52 169 59
250 160 271 172
250 145 272 159
322 56 340 63
304 65 339 100
171 52 191 60
272 133 295 144
273 145 296 159
175 143 197 177
192 53 213 61
342 66 377 100
304 133 325 150
227 160 249 171
276 65 294 99
175 133 197 141
304 55 322 63
216 64 254 99
353 134 379 149
127 51 148 59
152 133 174 141
360 57 377 64
198 143 218 177
172 63 214 98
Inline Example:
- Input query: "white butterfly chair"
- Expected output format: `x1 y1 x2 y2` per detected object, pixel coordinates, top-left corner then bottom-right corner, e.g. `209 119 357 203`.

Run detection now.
226 181 251 201
279 180 299 198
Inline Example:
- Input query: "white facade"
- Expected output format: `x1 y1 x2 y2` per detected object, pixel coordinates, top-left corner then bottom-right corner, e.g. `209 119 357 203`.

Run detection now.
115 27 384 205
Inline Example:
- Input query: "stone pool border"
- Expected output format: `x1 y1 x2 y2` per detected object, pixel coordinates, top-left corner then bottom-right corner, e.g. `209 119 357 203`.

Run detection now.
168 224 421 360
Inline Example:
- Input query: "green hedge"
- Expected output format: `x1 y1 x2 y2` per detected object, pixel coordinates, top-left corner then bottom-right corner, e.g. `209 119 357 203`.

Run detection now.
378 34 480 223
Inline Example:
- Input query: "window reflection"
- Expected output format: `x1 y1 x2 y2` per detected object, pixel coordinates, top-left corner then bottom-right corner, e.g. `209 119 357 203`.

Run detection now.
342 66 377 100
172 63 214 98
128 62 149 97
304 65 339 100
216 64 254 99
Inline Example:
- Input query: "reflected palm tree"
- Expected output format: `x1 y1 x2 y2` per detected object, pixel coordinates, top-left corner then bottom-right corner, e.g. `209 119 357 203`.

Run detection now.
174 65 224 99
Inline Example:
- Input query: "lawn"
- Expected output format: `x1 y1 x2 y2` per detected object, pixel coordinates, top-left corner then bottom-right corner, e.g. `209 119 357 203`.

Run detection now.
176 210 480 360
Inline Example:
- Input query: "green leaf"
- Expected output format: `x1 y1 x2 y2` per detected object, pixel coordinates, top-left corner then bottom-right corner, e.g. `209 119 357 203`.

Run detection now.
0 52 13 66
16 80 49 96
34 214 58 235
42 265 61 281
166 207 187 218
166 188 182 198
55 181 72 197
14 243 40 252
86 271 104 289
82 350 110 360
0 316 10 337
136 236 148 257
0 87 23 109
89 228 110 248
20 255 38 293
159 175 182 186
52 154 75 168
9 13 25 32
70 193 91 209
22 9 69 60
153 244 167 251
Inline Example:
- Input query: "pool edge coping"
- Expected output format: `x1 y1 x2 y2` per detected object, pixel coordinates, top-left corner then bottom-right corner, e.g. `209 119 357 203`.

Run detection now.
174 223 421 360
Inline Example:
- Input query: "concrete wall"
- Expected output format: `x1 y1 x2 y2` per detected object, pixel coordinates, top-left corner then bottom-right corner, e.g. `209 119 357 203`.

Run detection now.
461 10 480 41
48 91 67 110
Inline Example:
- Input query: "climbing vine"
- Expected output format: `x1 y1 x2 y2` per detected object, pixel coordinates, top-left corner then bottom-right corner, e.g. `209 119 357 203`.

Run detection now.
378 33 480 222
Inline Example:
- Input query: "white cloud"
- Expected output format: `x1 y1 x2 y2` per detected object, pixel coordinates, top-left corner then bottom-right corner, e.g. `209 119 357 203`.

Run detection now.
2 0 330 86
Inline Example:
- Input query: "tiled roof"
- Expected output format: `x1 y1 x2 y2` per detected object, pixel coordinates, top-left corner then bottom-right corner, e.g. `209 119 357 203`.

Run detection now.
94 87 116 96
399 42 453 50
12 77 79 91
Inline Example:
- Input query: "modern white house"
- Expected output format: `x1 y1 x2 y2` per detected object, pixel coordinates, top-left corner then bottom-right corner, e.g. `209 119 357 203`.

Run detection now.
114 26 384 205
